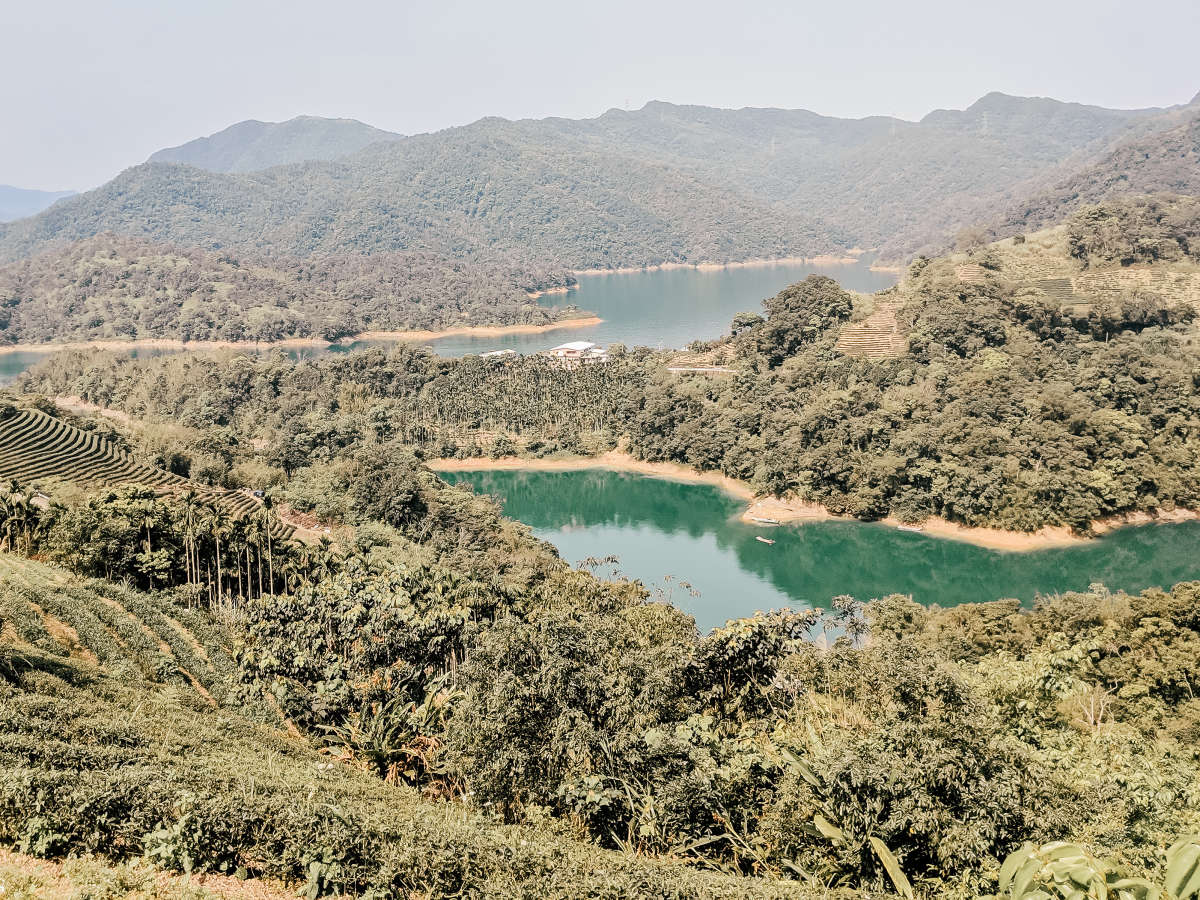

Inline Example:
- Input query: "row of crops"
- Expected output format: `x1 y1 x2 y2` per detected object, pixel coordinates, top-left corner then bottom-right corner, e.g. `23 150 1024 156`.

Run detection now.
0 405 291 540
0 554 260 713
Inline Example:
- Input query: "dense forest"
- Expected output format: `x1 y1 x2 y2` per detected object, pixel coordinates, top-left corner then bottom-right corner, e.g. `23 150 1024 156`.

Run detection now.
21 196 1200 535
0 234 580 343
4 93 1195 270
3 396 1200 897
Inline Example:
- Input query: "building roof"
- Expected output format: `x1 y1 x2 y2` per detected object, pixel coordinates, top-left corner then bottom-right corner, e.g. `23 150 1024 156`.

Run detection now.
550 341 599 352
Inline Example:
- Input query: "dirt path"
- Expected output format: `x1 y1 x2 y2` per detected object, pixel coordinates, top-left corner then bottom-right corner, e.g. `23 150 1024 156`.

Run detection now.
28 601 99 666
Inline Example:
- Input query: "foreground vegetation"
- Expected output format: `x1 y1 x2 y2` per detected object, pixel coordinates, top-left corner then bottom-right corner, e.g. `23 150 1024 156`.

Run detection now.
3 536 1200 897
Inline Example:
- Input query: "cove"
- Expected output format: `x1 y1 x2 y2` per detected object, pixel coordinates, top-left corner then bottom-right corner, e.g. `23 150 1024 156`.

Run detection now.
0 258 898 383
440 468 1200 631
424 258 898 356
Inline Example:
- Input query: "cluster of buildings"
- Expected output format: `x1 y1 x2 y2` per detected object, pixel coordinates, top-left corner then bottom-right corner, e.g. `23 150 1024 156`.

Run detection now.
480 341 609 367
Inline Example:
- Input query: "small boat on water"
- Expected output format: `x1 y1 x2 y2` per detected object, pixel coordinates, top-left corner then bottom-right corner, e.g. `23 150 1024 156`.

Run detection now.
749 516 780 525
756 536 775 545
897 524 923 533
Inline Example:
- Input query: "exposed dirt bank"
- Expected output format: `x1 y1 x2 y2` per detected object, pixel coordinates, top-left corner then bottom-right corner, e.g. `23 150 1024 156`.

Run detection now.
0 316 605 357
352 316 603 342
573 255 860 276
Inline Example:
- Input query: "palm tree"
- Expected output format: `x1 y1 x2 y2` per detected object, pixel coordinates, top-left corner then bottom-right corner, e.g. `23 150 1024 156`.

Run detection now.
207 505 231 603
256 495 276 594
183 490 208 587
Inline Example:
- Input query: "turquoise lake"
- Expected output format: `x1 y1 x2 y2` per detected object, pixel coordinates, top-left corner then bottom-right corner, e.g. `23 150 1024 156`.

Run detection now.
0 257 897 382
440 468 1200 631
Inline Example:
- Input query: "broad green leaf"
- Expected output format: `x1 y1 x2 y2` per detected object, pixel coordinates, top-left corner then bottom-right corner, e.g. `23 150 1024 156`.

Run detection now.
1001 846 1037 891
813 814 844 845
869 836 914 900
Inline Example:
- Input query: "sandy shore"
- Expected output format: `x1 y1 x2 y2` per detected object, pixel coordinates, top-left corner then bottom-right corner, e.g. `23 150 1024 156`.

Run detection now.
429 451 757 500
430 453 1198 552
742 497 1085 551
352 317 603 342
0 316 605 357
0 336 328 356
574 255 860 277
525 285 576 299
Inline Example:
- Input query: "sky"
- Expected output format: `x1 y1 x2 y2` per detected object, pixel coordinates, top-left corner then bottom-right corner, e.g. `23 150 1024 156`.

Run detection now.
4 0 1198 191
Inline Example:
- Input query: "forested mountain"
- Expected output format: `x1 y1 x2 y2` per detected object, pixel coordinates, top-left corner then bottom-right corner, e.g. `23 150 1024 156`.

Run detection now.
1 93 1188 269
984 108 1200 243
147 115 402 172
0 184 75 222
0 234 579 344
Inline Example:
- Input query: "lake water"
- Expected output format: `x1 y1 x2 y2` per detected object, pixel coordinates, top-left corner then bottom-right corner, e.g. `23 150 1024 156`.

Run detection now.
0 258 897 383
440 468 1200 631
426 258 898 356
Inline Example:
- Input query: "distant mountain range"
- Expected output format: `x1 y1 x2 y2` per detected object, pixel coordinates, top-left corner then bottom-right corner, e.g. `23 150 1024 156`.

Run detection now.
0 185 76 223
1 93 1197 269
147 115 402 173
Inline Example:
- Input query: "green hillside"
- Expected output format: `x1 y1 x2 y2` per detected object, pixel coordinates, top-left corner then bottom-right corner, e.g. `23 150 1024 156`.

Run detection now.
147 115 403 172
0 401 292 541
22 196 1200 535
988 109 1200 243
0 234 579 344
0 93 1184 269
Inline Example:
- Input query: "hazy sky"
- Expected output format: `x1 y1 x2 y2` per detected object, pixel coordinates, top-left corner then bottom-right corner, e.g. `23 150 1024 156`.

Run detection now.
5 0 1198 190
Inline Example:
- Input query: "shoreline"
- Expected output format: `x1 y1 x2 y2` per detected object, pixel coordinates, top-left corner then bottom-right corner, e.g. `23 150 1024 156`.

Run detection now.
525 285 576 299
351 316 603 342
573 255 860 277
0 316 605 357
428 452 1199 552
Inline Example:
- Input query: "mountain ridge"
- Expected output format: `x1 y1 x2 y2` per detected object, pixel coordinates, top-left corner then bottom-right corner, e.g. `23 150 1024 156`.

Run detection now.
147 114 403 173
2 92 1192 269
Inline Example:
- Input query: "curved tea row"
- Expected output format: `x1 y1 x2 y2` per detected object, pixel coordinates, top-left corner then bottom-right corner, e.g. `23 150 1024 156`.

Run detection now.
0 406 291 540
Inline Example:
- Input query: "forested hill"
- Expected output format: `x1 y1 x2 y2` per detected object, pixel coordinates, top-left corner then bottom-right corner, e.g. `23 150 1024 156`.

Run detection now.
147 115 403 172
0 234 579 344
21 195 1200 536
0 93 1187 267
983 108 1200 244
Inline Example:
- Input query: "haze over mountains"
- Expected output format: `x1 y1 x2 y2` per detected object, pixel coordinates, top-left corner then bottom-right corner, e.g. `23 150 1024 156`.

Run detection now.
0 185 76 223
1 91 1197 273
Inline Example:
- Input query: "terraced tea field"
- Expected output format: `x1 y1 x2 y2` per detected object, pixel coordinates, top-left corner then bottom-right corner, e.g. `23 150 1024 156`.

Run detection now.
0 405 291 539
0 554 263 714
835 300 907 358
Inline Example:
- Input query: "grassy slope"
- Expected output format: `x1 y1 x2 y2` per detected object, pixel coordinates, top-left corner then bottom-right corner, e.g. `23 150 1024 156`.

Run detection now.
0 554 837 899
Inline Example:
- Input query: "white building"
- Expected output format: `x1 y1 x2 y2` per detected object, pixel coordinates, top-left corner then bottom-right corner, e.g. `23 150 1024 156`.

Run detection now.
545 341 609 366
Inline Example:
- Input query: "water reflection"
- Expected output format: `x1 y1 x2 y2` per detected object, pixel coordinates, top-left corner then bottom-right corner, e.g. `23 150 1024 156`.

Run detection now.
441 468 1200 631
